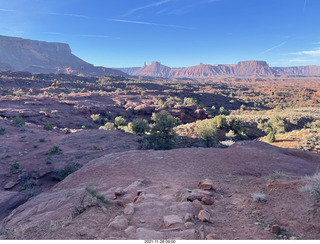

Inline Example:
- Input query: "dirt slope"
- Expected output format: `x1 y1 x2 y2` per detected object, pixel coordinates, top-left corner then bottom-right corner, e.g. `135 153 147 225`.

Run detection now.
1 141 320 240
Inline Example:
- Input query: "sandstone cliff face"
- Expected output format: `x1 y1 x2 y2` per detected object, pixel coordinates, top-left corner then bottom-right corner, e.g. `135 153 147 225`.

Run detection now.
233 61 274 77
132 61 172 77
273 66 320 76
0 35 127 77
132 61 275 78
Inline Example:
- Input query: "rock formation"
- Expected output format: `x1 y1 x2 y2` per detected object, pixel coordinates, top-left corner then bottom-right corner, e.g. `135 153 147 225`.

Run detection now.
125 61 320 78
0 35 127 77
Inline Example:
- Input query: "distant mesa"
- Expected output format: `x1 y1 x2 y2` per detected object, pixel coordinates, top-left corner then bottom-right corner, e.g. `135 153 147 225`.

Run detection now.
121 60 320 78
0 35 127 77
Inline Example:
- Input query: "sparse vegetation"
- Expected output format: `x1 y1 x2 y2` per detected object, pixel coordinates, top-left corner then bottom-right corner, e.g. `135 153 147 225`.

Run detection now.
52 162 80 181
251 193 267 202
301 172 320 207
0 128 5 135
47 146 61 155
12 116 25 127
44 122 53 130
72 185 112 217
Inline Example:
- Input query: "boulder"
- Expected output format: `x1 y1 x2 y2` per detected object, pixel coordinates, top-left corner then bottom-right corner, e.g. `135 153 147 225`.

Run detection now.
136 228 165 240
198 210 211 223
206 234 217 240
192 199 203 212
201 196 214 205
163 215 183 227
4 181 19 190
198 179 214 190
107 215 128 230
124 203 134 215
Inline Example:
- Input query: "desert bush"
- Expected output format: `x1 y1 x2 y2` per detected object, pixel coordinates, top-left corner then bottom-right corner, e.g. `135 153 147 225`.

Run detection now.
43 122 53 130
91 114 104 124
99 122 116 131
251 193 267 202
146 110 181 150
269 171 291 180
47 146 61 155
301 172 320 206
269 115 286 134
131 118 150 134
12 116 25 127
183 97 198 106
311 120 320 129
0 128 5 135
10 162 20 172
212 114 228 129
266 131 276 143
72 185 112 217
114 116 127 127
227 117 246 135
52 162 80 181
195 119 218 147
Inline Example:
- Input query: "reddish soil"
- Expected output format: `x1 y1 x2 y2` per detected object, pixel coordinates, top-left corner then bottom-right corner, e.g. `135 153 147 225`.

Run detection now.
1 141 319 240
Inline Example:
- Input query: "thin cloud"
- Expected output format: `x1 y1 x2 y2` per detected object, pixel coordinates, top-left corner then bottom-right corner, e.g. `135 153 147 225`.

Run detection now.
42 32 64 35
122 0 173 17
79 34 110 39
49 13 89 19
303 0 307 13
292 47 320 57
261 41 287 54
0 8 16 12
107 18 193 29
165 0 218 15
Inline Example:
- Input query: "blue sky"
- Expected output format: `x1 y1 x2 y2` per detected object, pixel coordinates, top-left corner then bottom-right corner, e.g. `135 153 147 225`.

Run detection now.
0 0 320 68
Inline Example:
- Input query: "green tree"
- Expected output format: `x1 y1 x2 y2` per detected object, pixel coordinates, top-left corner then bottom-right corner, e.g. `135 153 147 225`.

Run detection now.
147 110 181 150
195 119 218 147
131 118 150 134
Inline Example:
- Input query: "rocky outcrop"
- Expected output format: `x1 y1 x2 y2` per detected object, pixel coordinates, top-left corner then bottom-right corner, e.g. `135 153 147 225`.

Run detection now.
0 35 127 77
132 61 275 78
132 61 171 77
273 66 320 76
126 61 320 78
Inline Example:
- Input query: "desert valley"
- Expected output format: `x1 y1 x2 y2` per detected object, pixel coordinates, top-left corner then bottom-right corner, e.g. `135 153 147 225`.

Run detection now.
0 34 319 240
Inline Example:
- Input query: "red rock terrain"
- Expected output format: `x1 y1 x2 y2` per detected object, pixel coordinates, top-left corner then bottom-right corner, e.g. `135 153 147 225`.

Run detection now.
1 141 320 240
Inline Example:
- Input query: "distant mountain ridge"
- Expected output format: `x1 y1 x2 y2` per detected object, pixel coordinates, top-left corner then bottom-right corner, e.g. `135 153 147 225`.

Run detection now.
121 61 320 78
0 35 127 77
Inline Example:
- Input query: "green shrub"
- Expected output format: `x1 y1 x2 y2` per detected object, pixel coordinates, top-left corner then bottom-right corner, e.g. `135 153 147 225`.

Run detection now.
52 162 80 181
47 146 61 155
100 122 116 131
146 110 181 150
266 131 276 143
12 116 25 127
301 172 320 207
183 97 198 106
227 117 246 135
91 114 103 124
212 114 227 129
251 193 267 202
0 128 5 135
10 162 20 172
114 116 127 127
311 120 320 129
195 119 218 147
131 118 150 134
44 122 53 130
